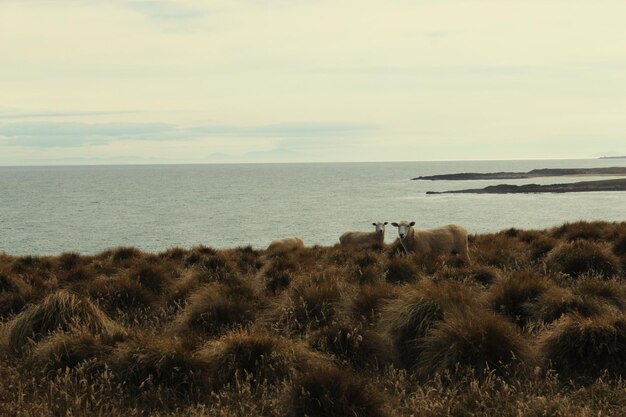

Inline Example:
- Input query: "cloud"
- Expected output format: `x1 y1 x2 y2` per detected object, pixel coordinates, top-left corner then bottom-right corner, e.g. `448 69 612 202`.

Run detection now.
0 121 374 148
0 110 140 120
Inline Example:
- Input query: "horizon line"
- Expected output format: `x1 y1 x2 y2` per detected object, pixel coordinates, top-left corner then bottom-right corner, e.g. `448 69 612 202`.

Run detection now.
1 156 622 168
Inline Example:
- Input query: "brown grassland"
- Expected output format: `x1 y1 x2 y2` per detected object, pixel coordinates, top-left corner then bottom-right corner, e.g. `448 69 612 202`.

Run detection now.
1 220 626 416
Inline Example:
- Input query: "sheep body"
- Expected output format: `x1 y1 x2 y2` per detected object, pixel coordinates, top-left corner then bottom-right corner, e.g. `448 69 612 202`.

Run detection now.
267 236 305 251
339 222 387 247
392 222 470 262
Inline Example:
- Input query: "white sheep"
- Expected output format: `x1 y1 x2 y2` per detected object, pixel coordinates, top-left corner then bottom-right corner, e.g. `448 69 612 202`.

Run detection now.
267 236 305 251
339 222 388 247
391 221 470 262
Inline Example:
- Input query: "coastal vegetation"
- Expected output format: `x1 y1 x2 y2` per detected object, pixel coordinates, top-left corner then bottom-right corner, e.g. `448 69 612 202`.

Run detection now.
1 221 626 416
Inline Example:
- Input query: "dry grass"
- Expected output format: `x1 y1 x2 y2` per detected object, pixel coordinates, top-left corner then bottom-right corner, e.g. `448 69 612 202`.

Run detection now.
4 290 126 354
2 221 626 416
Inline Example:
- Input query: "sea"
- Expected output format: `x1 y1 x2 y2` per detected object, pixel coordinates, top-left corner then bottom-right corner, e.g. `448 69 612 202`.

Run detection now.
1 159 625 256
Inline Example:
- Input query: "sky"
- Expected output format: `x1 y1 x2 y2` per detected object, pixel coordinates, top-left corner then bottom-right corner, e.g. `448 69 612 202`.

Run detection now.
1 0 626 165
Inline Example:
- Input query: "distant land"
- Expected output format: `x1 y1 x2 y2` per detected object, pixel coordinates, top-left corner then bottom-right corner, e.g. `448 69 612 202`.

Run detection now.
426 178 626 194
599 156 626 159
413 167 626 181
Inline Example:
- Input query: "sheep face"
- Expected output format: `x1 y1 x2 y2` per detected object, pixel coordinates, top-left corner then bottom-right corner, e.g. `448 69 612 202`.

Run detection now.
372 222 389 235
391 221 415 239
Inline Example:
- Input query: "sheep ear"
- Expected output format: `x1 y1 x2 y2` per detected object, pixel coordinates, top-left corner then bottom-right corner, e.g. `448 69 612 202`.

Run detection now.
391 222 399 227
409 221 416 227
384 222 388 225
372 223 377 226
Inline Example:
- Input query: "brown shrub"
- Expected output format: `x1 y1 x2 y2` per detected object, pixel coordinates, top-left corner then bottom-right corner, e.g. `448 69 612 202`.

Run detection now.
287 366 391 417
539 312 626 379
416 309 530 379
5 290 126 354
545 240 621 278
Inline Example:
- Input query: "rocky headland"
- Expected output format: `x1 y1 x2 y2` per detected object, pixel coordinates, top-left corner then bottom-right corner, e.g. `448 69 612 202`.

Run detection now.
426 178 626 194
414 167 626 181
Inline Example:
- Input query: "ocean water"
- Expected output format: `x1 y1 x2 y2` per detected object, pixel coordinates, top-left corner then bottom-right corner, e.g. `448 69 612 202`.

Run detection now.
1 159 625 255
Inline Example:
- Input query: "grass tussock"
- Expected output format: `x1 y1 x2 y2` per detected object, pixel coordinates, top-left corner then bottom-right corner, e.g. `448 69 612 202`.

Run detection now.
198 329 310 388
416 309 529 379
385 256 422 283
4 290 125 354
545 240 622 278
109 334 208 397
176 282 257 337
539 312 626 379
380 280 479 368
4 290 126 354
285 273 344 331
2 221 626 416
27 329 108 374
81 276 155 312
310 323 391 368
125 261 173 294
490 271 552 325
287 366 392 417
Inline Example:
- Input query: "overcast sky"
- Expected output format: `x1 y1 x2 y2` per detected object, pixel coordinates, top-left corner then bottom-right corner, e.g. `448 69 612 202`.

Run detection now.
1 0 625 165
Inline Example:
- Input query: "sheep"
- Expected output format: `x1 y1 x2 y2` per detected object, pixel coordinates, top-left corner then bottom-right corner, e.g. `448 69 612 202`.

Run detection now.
391 221 470 262
339 222 388 247
267 236 305 252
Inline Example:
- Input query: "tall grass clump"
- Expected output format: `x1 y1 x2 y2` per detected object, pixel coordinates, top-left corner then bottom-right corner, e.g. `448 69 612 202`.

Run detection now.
529 286 604 323
176 282 257 337
545 240 621 279
385 256 422 283
350 283 396 323
198 329 309 389
490 271 551 325
310 323 390 368
126 261 172 294
287 366 391 417
28 329 108 374
573 276 626 310
109 334 208 399
286 273 344 330
81 276 155 312
539 312 626 379
110 246 143 264
4 290 126 354
380 280 478 368
416 309 529 380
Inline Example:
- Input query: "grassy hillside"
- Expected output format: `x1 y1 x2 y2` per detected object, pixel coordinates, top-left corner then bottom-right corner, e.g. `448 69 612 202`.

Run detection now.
1 221 626 416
